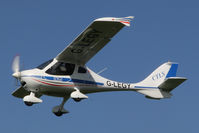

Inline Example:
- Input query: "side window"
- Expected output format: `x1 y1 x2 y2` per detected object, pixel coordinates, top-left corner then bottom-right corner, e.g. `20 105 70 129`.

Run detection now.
78 66 87 73
46 62 75 75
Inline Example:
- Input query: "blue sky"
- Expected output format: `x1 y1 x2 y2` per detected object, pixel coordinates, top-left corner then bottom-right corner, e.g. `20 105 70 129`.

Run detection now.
1 0 198 132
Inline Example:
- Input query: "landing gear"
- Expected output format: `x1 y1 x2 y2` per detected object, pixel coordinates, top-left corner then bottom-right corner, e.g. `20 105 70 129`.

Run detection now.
70 89 88 102
24 101 33 106
23 92 42 106
52 97 69 117
73 98 82 102
53 107 69 117
54 111 64 117
52 89 88 116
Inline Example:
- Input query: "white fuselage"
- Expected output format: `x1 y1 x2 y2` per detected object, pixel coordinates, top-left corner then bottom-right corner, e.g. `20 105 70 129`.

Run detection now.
20 59 134 98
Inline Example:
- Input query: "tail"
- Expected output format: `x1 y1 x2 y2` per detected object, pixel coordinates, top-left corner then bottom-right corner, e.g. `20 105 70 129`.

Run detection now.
134 62 187 99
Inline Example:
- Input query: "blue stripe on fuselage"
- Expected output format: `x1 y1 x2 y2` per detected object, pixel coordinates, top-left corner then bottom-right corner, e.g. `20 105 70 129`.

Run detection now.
70 78 104 85
24 75 104 86
134 86 158 89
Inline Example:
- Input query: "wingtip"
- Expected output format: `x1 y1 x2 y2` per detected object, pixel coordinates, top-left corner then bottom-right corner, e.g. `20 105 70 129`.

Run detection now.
95 16 135 24
124 16 135 20
167 61 178 65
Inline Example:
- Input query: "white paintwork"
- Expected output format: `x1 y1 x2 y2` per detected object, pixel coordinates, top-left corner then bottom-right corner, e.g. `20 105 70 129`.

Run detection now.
11 17 187 116
94 16 134 26
70 88 88 99
137 89 172 99
134 62 172 87
23 92 42 103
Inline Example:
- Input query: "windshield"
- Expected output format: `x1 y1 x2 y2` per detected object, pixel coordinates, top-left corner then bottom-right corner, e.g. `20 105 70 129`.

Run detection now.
46 62 75 75
37 59 53 70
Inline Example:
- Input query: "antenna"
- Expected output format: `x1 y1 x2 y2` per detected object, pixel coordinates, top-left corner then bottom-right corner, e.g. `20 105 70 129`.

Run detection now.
97 67 108 75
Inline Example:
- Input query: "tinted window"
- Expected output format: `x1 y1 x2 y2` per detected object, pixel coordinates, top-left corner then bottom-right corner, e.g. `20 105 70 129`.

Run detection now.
46 62 75 75
37 59 53 70
78 66 87 73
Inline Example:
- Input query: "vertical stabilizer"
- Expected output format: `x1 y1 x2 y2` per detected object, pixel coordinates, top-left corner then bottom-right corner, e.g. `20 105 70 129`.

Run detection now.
134 62 186 99
135 62 178 88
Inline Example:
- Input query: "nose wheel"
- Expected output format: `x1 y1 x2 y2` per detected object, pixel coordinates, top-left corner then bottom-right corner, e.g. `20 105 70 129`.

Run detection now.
24 101 34 106
73 98 82 102
52 96 69 117
54 111 64 117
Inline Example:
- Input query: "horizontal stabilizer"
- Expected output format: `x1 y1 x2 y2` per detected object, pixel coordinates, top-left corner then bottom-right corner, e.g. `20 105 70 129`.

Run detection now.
137 89 172 99
158 77 187 92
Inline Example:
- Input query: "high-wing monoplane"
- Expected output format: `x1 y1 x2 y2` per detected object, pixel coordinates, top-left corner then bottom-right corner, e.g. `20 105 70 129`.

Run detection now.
12 16 187 116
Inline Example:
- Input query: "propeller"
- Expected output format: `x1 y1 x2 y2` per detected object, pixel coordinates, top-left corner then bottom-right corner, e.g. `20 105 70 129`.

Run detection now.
12 55 21 85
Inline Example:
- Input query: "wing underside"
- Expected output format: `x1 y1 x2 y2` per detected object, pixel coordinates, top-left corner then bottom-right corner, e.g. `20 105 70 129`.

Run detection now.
12 86 29 98
56 17 134 65
12 86 42 98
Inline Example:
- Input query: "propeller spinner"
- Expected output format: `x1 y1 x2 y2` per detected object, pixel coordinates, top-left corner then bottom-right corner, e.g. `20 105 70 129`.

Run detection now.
12 55 21 80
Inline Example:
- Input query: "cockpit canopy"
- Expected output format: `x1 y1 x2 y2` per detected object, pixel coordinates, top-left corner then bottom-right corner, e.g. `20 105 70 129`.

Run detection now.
36 59 87 75
46 62 75 75
37 59 53 70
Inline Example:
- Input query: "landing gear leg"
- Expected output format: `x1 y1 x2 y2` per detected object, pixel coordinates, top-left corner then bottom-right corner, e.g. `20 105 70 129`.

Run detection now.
23 92 43 106
52 96 69 117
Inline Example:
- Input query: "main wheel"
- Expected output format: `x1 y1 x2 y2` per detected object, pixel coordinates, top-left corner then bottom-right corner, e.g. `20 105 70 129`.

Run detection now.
54 111 63 117
73 98 81 102
24 101 33 106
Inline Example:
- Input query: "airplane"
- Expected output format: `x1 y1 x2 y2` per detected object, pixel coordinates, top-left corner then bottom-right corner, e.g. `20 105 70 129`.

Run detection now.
11 16 187 117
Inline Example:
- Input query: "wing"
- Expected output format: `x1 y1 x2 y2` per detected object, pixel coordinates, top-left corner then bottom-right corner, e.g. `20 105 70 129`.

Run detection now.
12 86 29 98
56 16 134 65
12 86 42 98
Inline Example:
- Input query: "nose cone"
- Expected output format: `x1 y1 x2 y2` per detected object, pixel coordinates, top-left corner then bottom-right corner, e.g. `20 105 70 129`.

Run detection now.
12 72 20 78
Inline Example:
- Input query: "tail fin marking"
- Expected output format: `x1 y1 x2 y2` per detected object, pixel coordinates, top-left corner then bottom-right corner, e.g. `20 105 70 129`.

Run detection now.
135 62 175 88
134 62 187 99
165 63 178 78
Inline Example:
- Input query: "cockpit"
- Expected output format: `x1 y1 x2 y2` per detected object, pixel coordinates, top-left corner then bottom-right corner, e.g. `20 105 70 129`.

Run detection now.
46 62 75 75
36 59 87 75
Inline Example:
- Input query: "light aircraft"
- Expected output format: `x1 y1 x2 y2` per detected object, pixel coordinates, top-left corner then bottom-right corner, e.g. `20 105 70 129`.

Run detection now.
12 16 187 116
